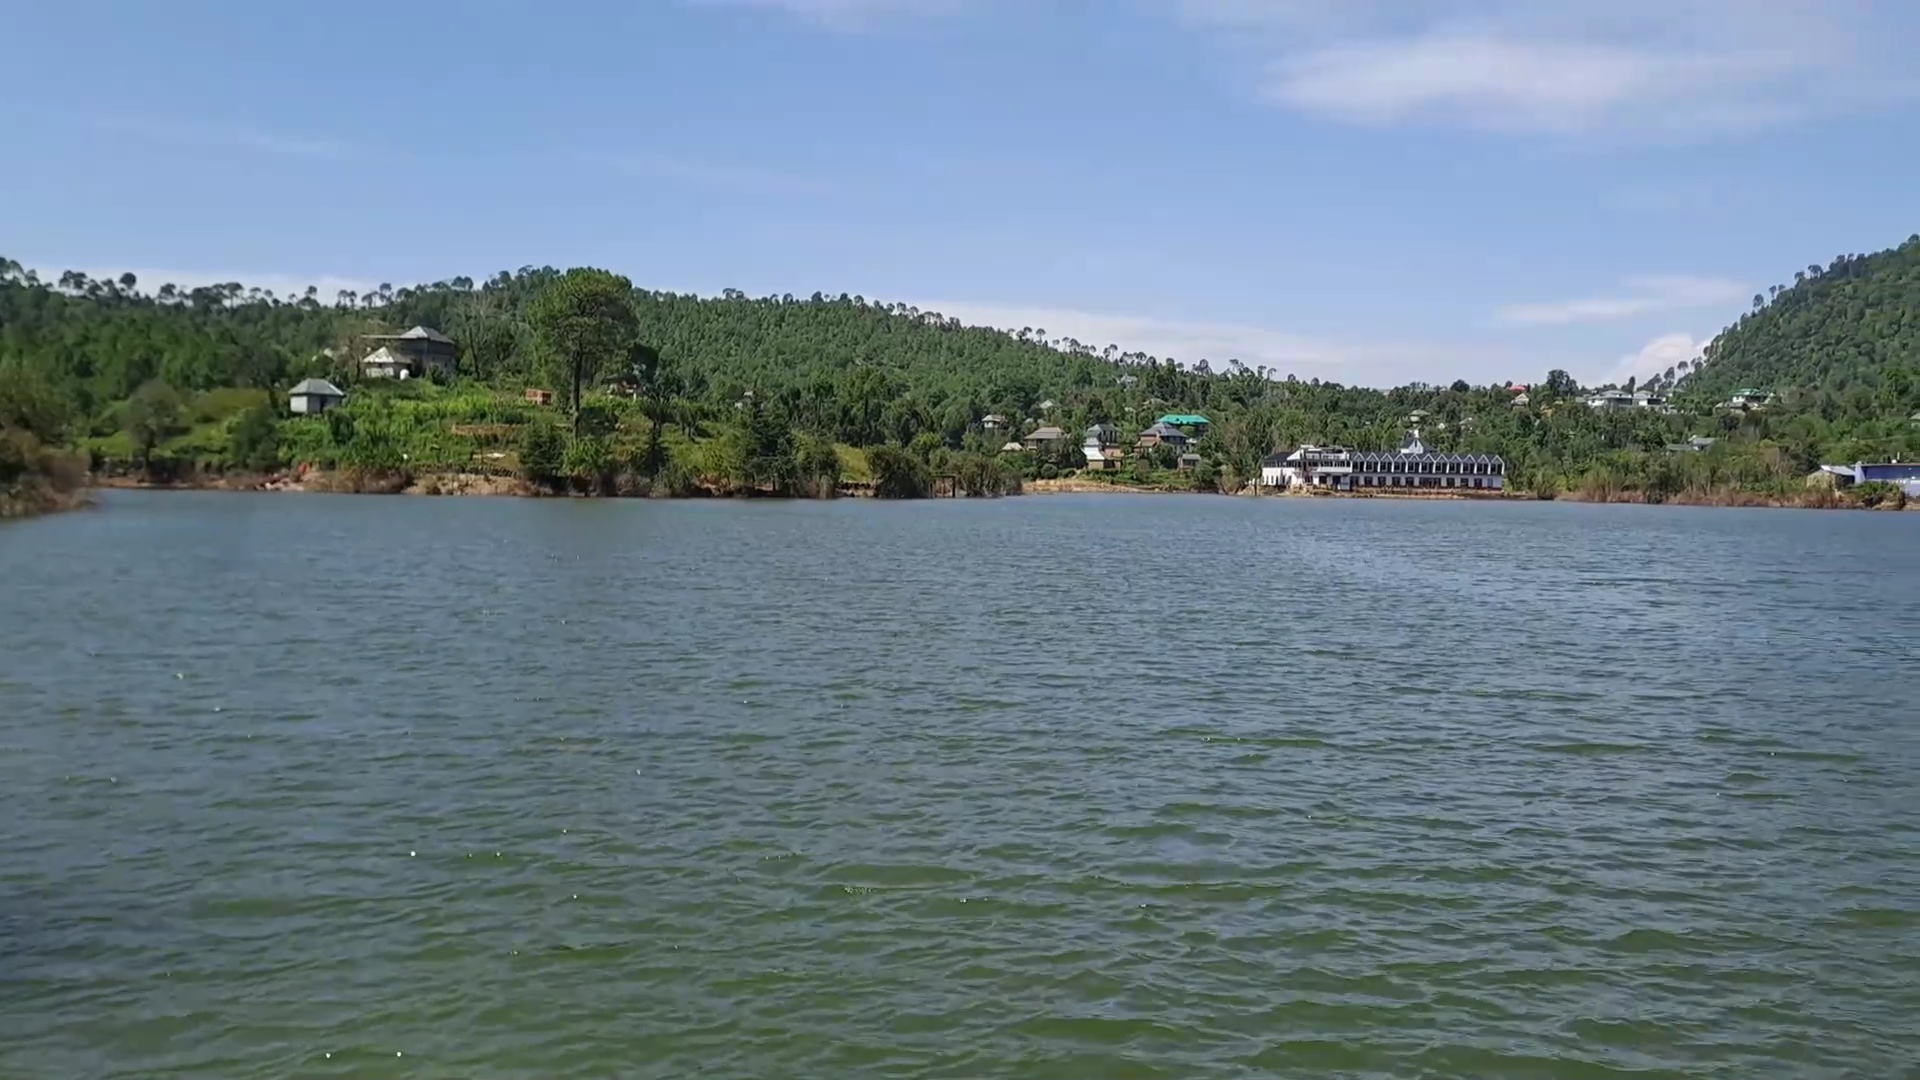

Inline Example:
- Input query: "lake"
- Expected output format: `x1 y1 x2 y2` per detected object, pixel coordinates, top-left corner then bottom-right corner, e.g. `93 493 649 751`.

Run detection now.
2 491 1917 1079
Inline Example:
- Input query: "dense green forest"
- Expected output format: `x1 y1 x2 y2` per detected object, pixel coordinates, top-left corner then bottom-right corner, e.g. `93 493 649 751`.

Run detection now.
3 236 1918 513
1675 235 1920 409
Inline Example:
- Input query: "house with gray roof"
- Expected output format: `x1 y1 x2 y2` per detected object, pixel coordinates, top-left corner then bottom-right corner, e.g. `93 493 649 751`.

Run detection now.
1023 425 1069 450
1135 422 1190 449
289 378 346 415
360 325 458 379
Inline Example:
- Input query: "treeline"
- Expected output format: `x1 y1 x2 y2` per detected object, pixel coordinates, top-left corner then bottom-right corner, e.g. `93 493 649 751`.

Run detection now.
4 239 1919 508
1677 235 1920 414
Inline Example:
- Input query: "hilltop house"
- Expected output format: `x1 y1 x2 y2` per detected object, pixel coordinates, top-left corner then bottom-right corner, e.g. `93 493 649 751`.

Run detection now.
1136 422 1191 449
1584 389 1672 413
1719 388 1775 411
289 378 346 415
980 414 1008 432
1156 413 1211 435
359 347 412 380
1023 426 1069 450
359 326 458 379
1082 424 1124 471
1664 436 1719 453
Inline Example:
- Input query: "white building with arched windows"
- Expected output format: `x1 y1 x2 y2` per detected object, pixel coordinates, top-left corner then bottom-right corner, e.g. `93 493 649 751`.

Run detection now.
1262 432 1505 492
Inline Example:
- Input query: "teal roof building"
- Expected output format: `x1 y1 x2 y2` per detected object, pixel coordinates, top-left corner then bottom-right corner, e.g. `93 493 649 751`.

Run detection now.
1156 413 1211 430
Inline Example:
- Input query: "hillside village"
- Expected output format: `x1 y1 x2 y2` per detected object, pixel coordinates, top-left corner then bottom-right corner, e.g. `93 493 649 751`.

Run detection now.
4 235 1919 511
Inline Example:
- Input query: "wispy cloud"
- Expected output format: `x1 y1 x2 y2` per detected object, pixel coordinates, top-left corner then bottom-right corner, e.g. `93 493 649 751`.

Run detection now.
614 154 832 197
1497 275 1747 326
1177 0 1912 136
1600 331 1705 386
916 299 1503 386
684 0 962 29
88 113 356 159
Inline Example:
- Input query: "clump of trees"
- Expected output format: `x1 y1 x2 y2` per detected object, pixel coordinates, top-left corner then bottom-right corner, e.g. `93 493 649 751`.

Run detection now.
0 359 86 516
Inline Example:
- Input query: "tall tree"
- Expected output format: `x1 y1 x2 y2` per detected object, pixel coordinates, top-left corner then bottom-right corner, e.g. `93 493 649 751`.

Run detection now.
124 379 183 475
527 268 639 432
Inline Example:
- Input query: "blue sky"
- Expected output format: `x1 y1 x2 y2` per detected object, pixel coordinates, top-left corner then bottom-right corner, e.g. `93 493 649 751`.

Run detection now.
2 0 1915 387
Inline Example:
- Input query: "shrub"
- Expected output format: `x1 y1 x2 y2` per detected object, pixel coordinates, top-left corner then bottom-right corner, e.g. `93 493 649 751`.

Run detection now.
341 426 406 474
226 404 281 471
190 387 269 424
867 444 930 499
1192 460 1219 491
562 434 612 492
1851 480 1906 509
655 457 702 497
519 420 566 485
794 433 843 498
951 451 1019 497
575 398 623 438
0 428 34 484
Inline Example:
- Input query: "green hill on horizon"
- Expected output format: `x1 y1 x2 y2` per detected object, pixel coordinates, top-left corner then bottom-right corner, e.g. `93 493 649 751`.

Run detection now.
5 240 1920 512
1677 234 1920 415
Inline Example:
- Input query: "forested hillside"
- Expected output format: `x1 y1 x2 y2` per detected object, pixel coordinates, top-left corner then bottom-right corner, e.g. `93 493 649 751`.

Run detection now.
4 245 1918 512
1681 235 1920 413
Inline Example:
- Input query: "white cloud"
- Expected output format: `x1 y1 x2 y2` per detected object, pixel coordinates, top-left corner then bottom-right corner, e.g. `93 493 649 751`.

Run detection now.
1497 274 1747 325
914 299 1497 385
1265 36 1800 134
1598 331 1705 386
1178 0 1910 135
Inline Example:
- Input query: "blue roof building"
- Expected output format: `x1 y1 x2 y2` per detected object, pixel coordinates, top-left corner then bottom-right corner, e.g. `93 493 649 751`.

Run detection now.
1822 461 1920 497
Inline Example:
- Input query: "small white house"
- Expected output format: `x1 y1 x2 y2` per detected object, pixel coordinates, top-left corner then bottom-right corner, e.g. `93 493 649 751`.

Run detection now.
289 378 346 415
1720 388 1775 411
359 346 413 380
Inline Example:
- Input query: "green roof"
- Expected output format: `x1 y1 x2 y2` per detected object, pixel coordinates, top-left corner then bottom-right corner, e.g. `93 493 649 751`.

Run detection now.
1157 413 1211 427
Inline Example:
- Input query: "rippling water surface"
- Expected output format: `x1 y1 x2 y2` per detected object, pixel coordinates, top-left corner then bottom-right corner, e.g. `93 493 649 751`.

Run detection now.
3 491 1918 1078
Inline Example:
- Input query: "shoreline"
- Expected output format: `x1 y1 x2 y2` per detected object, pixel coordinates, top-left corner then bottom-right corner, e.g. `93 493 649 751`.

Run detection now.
82 471 1915 510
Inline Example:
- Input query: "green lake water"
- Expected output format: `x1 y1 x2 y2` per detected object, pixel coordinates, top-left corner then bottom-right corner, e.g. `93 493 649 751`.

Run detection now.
2 491 1917 1078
